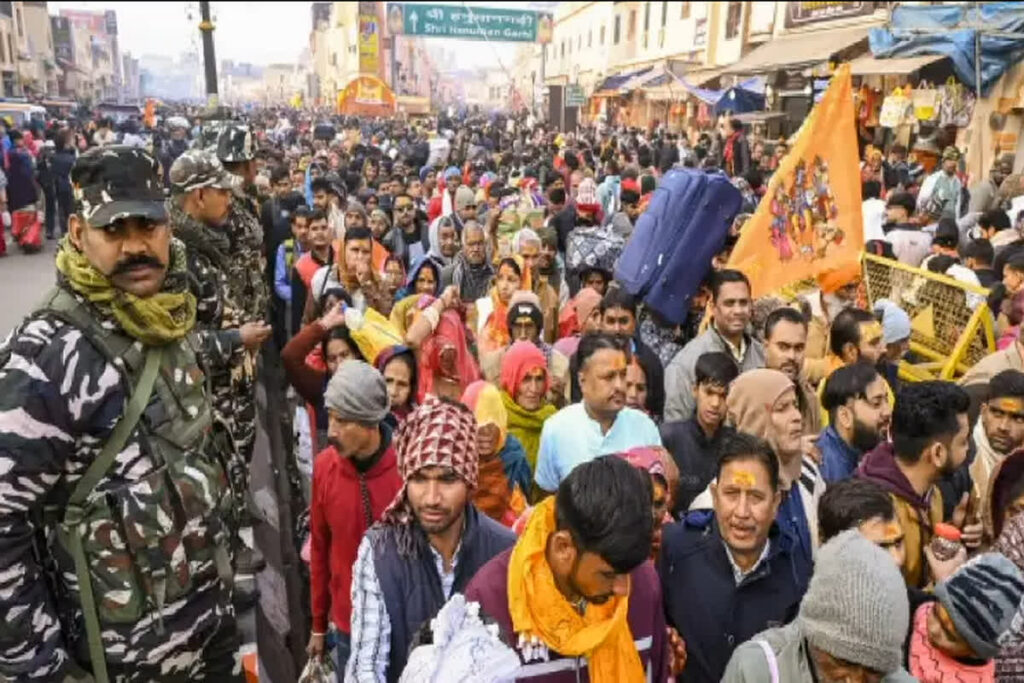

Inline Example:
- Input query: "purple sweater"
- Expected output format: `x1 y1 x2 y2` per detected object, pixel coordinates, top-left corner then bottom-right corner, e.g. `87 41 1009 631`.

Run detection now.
465 548 669 683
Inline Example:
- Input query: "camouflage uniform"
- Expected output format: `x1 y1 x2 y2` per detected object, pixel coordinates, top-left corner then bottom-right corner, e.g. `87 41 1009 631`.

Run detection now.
166 150 259 543
217 125 268 474
0 147 241 683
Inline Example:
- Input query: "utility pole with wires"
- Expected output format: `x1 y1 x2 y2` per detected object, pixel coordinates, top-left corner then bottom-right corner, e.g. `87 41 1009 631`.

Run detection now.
198 0 218 111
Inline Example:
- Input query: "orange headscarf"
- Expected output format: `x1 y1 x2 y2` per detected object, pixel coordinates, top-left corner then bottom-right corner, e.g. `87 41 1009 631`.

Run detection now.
507 496 644 683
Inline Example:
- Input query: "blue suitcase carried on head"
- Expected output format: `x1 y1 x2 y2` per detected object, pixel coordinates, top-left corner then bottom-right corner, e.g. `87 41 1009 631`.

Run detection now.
615 168 741 325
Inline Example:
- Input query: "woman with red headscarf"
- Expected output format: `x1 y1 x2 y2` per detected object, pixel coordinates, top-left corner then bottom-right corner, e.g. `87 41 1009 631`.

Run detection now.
404 285 481 402
499 341 557 472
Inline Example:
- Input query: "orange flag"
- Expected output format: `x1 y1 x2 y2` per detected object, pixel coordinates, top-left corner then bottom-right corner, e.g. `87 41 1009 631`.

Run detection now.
727 64 862 298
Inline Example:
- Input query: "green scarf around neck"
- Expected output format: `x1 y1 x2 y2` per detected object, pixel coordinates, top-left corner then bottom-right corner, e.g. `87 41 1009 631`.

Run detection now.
55 236 197 346
500 389 556 472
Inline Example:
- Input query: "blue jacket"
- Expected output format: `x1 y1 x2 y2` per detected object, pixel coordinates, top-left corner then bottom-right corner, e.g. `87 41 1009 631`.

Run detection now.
818 425 863 483
274 239 304 302
658 513 806 683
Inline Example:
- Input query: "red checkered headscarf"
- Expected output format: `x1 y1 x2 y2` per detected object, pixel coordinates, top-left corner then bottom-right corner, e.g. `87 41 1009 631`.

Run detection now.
379 396 478 553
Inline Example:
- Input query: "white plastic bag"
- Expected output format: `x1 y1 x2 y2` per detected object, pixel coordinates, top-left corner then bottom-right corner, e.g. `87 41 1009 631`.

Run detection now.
298 656 336 683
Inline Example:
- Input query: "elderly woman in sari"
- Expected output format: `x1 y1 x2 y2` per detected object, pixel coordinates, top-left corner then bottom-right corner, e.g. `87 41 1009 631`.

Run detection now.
496 341 558 473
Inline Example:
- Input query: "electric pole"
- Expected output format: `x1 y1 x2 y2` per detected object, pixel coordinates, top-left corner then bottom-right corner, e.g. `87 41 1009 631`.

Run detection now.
199 1 218 110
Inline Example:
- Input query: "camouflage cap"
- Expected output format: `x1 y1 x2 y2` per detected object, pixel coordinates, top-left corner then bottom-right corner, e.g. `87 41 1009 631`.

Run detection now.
70 145 167 227
169 150 242 195
216 123 254 163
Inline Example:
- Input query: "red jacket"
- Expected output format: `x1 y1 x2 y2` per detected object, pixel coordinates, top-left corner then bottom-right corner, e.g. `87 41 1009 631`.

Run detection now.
309 436 402 634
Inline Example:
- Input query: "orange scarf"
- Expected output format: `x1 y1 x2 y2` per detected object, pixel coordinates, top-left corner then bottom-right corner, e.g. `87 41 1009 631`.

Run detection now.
507 497 644 683
481 287 512 354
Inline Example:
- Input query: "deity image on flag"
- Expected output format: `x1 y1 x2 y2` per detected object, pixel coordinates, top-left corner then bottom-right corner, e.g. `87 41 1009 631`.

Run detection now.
728 63 863 298
770 156 843 263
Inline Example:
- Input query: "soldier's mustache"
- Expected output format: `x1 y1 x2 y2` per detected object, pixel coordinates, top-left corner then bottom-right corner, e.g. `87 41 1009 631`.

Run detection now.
112 255 163 276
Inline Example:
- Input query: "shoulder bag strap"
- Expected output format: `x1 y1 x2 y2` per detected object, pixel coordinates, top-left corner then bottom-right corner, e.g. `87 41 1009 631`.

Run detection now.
755 639 780 683
60 346 163 683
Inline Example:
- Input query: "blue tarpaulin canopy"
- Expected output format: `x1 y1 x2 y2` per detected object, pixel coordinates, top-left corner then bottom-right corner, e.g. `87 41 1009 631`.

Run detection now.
869 2 1024 94
713 85 766 115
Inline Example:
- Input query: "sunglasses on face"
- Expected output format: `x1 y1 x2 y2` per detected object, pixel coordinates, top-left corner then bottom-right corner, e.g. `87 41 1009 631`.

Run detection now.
395 204 414 212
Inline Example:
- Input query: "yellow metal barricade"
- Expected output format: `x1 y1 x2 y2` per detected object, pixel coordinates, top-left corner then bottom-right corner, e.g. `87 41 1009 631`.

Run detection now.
861 253 995 381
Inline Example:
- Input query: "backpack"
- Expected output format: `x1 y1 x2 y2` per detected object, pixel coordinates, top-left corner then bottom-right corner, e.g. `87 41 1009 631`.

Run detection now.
615 168 741 325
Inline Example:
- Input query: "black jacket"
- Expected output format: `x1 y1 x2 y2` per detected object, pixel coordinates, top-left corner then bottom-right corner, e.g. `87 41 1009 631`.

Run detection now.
660 419 736 516
659 515 805 683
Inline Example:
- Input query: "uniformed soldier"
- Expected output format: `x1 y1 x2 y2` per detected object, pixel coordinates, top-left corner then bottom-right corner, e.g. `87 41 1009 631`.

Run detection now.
0 146 242 682
167 149 271 604
214 124 269 463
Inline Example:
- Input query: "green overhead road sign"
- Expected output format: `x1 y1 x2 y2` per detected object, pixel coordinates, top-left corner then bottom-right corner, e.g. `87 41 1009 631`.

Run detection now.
387 3 554 43
566 85 586 107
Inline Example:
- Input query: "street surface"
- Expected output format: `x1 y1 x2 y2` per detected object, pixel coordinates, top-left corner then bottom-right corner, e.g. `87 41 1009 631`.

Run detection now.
0 234 57 338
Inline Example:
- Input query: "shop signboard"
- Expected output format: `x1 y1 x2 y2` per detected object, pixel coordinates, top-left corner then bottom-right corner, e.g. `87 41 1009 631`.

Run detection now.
387 3 553 43
566 84 585 107
51 16 72 62
358 13 381 75
785 2 876 29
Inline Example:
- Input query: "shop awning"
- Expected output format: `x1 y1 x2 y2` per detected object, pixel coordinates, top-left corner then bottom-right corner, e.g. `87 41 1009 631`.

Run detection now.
623 65 670 91
593 66 654 97
847 53 948 76
724 25 877 74
685 67 725 87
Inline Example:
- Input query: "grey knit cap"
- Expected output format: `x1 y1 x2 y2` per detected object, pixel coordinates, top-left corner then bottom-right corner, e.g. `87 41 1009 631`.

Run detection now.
798 530 909 674
324 360 390 424
935 552 1024 659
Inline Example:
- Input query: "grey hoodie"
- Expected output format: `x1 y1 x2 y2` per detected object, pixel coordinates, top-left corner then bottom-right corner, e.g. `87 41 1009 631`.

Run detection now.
722 623 918 683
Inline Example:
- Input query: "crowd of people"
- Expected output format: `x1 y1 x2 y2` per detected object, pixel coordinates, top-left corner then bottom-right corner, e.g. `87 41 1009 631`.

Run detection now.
0 104 1023 683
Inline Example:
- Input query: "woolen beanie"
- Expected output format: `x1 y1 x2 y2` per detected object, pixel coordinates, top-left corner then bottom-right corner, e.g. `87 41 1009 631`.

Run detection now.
798 530 909 674
935 552 1024 659
455 185 476 211
324 359 390 424
874 299 911 345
